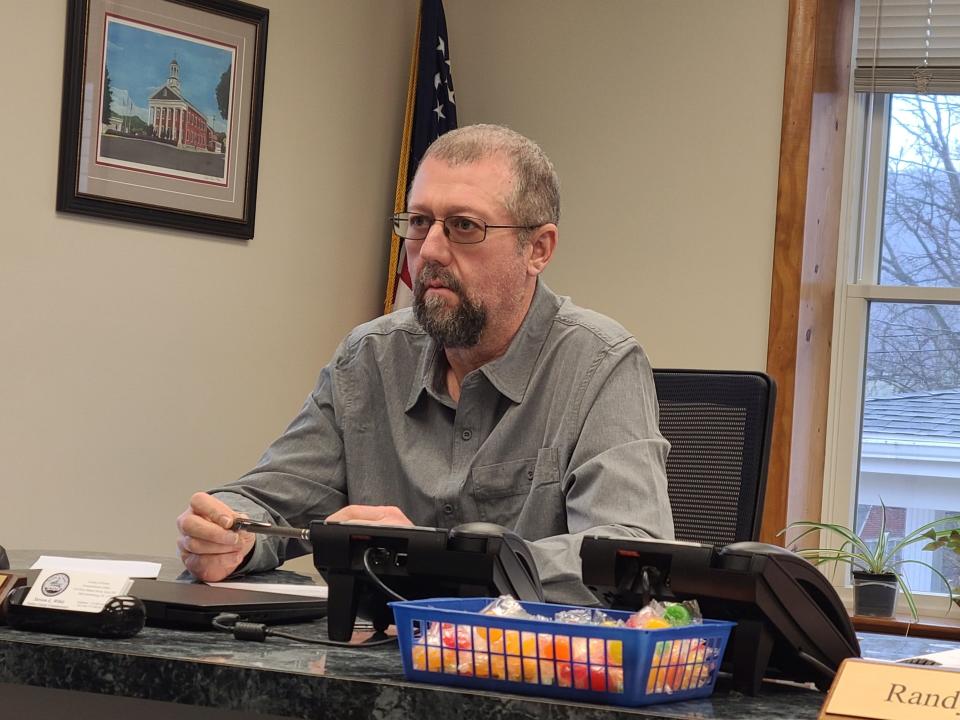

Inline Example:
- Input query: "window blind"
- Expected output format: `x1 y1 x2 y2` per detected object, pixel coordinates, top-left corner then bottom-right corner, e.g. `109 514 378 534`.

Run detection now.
856 0 960 92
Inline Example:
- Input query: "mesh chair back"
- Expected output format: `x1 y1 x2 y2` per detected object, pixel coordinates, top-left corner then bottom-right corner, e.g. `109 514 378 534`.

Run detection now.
653 369 776 547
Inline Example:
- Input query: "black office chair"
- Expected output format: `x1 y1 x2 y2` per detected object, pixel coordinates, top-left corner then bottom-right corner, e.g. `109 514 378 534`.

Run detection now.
652 369 776 547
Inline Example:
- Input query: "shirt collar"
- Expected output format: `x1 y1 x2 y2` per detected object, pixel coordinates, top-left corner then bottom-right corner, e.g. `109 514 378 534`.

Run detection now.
479 280 560 403
404 279 561 411
406 335 445 411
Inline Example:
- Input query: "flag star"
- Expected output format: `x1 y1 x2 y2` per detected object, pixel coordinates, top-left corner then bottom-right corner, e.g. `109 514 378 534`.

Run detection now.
434 72 441 89
433 100 445 120
447 86 455 104
437 37 445 55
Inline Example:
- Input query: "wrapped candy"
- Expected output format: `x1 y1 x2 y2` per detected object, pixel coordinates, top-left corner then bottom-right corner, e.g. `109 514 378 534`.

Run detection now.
407 595 716 699
625 599 702 630
480 595 528 617
625 600 666 629
554 607 621 626
552 607 594 625
480 596 550 622
646 637 715 694
664 601 701 627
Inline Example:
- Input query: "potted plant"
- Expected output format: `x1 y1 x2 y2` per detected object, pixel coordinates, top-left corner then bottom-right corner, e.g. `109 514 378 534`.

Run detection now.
781 501 960 621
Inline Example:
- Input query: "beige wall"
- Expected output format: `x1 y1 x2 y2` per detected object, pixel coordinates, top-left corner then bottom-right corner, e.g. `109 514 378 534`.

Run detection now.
0 1 787 559
0 0 418 555
446 0 787 369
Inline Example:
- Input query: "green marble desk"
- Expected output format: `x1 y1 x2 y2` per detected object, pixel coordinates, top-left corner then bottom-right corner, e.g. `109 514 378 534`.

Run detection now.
0 550 955 719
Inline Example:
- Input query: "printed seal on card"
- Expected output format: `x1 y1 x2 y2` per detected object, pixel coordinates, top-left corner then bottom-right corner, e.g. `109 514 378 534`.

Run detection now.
41 572 70 596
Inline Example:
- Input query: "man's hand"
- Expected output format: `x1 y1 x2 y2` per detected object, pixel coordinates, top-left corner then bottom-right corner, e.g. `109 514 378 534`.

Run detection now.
325 505 415 527
176 492 255 581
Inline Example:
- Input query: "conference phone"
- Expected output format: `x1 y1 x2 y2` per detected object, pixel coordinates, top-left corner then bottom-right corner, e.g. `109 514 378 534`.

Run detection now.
580 537 861 694
310 520 543 641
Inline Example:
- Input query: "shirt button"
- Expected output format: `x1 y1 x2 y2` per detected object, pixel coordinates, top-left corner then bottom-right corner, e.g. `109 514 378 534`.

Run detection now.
527 469 534 480
443 504 454 515
461 429 473 441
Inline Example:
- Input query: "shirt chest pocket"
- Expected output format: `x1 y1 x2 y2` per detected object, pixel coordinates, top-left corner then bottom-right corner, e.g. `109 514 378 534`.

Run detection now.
470 449 560 529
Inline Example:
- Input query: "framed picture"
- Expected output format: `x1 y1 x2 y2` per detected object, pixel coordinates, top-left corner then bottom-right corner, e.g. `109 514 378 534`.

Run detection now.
57 0 269 239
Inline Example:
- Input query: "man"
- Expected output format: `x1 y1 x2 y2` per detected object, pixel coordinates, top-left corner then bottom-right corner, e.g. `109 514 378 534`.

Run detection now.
176 124 672 604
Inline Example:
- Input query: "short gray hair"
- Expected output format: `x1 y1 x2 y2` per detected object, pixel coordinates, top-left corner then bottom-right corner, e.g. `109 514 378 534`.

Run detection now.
421 124 560 243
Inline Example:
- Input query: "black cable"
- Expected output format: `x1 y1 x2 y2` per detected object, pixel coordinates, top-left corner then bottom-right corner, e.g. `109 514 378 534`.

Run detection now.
212 613 241 633
267 627 397 646
212 612 397 648
361 547 408 602
796 649 836 679
210 548 406 648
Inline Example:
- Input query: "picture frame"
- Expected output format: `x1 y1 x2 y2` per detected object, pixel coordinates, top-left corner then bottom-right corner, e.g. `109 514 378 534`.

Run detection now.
57 0 269 240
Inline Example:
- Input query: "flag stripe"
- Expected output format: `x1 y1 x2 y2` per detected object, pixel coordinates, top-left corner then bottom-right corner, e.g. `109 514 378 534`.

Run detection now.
383 0 457 314
383 6 423 314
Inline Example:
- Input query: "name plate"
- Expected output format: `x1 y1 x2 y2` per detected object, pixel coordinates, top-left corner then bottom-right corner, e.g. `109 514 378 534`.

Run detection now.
821 658 960 720
23 568 133 613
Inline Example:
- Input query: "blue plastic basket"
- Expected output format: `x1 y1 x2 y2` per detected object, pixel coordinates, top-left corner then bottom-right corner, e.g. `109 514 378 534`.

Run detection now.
389 597 733 707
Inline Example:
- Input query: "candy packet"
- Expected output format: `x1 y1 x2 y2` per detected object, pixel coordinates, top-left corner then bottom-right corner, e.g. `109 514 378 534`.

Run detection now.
479 595 550 621
626 599 702 629
553 607 622 626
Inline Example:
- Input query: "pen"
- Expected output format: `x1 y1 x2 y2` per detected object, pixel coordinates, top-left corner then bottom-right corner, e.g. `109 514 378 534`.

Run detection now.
231 518 310 541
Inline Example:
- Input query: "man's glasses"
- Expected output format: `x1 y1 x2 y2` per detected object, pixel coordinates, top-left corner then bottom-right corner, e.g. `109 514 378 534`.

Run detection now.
391 212 544 245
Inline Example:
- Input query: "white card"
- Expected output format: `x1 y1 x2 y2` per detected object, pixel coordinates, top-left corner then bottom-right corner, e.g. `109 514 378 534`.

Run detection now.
206 581 328 599
24 569 134 613
898 648 960 668
31 555 161 578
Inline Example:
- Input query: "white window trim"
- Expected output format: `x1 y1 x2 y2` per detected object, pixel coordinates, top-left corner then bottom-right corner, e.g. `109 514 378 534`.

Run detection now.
822 92 960 621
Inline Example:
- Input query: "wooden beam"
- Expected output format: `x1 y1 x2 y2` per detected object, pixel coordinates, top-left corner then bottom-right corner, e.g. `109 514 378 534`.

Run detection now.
852 614 960 641
761 0 855 544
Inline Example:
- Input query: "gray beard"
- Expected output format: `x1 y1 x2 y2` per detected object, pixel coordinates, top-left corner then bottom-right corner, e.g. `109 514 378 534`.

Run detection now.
413 265 487 348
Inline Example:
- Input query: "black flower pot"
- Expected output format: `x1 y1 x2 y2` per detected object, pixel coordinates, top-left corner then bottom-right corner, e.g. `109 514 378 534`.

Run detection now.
852 571 899 617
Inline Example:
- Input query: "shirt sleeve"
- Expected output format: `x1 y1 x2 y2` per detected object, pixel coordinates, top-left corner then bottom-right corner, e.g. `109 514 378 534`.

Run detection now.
529 338 673 605
206 358 349 573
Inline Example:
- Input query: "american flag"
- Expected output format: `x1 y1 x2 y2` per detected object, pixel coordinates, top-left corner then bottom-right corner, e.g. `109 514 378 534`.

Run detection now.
384 0 458 313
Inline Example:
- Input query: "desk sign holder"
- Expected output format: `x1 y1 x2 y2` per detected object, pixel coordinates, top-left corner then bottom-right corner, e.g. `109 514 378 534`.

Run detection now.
0 572 27 624
821 658 960 720
23 568 133 613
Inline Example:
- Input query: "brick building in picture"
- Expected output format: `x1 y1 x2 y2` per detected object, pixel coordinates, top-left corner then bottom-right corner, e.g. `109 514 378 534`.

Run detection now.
148 58 220 152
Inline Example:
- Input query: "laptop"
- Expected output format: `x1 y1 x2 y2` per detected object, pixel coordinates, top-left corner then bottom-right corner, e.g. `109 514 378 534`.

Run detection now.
129 579 328 630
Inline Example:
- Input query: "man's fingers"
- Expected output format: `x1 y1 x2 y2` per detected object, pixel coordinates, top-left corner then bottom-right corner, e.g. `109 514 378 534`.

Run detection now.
180 549 244 583
178 534 247 557
178 510 243 547
325 505 382 523
326 505 414 526
177 492 255 581
189 491 238 529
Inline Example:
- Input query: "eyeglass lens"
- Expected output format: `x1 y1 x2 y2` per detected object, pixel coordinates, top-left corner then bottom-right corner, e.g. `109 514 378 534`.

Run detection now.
393 214 485 244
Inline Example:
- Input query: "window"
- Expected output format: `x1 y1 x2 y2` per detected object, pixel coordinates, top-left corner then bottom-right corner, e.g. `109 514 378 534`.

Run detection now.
827 91 960 611
821 1 960 614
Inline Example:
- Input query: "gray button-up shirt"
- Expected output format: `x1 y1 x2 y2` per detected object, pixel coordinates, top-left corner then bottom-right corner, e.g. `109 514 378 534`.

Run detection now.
211 281 673 604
